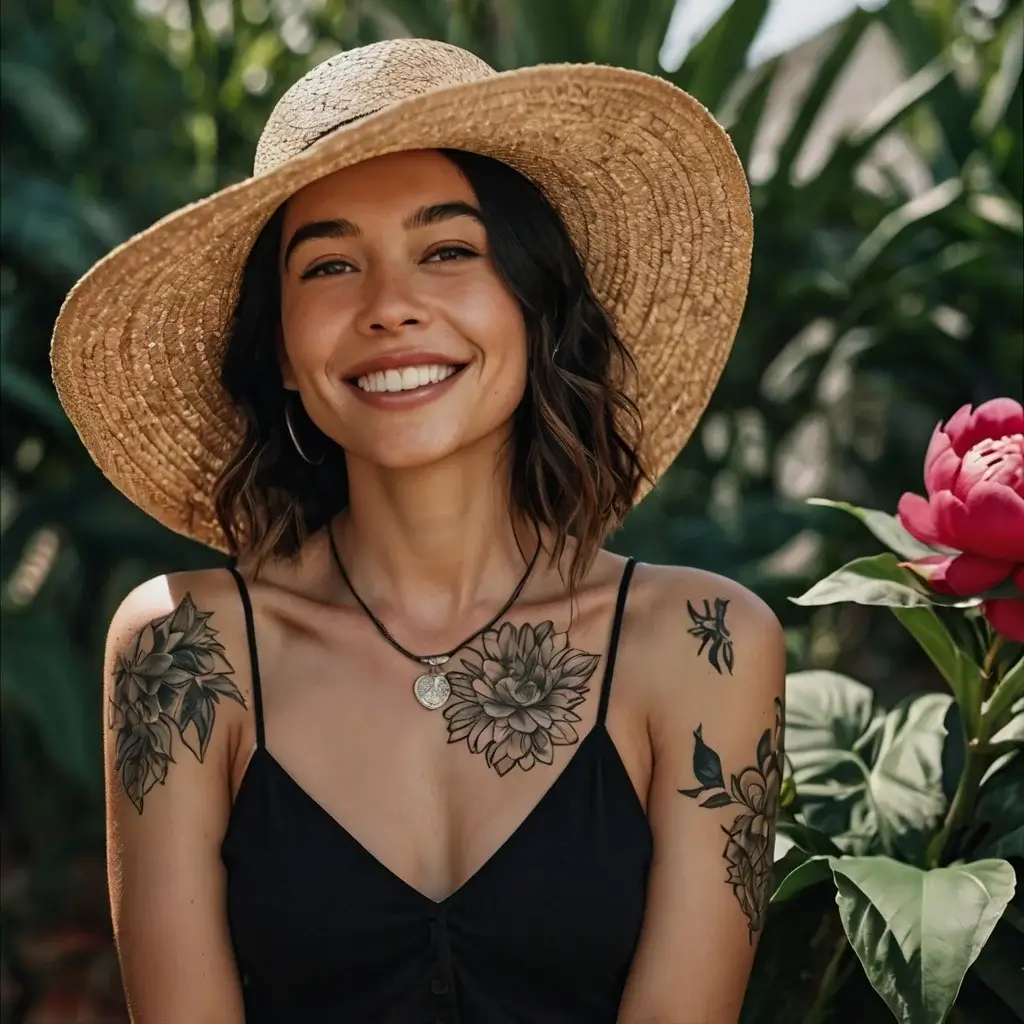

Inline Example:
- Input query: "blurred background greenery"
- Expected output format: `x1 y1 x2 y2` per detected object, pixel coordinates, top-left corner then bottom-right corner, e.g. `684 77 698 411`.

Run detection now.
1 0 1021 1020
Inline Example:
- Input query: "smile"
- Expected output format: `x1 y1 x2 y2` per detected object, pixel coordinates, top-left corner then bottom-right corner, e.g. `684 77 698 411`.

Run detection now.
352 364 463 394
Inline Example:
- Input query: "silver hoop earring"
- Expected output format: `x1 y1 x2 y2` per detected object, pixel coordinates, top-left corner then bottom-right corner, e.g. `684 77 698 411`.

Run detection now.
284 395 324 466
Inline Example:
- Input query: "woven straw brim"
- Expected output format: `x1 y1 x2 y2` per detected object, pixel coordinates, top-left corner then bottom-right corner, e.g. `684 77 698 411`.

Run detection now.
51 63 752 551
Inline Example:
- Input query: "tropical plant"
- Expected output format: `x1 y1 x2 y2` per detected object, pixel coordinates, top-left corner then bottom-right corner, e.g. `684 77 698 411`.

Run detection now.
767 398 1023 1024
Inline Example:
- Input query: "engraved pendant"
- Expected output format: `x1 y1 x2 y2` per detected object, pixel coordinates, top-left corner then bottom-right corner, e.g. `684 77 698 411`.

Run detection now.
413 657 450 711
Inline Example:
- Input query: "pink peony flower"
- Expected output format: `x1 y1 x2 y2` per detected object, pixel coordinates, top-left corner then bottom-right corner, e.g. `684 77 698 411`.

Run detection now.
897 398 1024 641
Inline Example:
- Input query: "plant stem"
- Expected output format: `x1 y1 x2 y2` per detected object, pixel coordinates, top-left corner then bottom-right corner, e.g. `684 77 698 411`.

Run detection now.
802 934 849 1024
927 633 1006 867
982 634 1005 694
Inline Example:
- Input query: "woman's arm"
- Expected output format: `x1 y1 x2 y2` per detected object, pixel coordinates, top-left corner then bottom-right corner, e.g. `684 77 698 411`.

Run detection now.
104 571 251 1023
618 573 786 1024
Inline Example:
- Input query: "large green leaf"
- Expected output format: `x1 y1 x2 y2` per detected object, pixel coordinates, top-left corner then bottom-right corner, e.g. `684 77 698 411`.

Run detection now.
805 498 936 561
791 553 936 608
831 856 1017 1024
771 854 834 904
869 693 952 861
889 606 982 729
785 671 882 839
786 674 954 858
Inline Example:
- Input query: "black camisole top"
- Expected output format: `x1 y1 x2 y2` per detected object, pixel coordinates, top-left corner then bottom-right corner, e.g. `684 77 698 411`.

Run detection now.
221 558 652 1023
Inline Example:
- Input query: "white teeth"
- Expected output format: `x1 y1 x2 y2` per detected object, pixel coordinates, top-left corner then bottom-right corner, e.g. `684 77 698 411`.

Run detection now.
355 363 458 394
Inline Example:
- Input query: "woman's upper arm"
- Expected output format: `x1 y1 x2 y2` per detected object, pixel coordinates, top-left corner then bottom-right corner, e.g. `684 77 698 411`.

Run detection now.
104 571 250 1024
618 575 786 1024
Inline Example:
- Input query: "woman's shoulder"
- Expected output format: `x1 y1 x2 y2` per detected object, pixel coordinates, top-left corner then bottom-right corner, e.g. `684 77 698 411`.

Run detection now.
623 560 785 721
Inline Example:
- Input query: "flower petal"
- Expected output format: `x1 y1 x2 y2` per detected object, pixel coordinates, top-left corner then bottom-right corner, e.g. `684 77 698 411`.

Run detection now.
940 404 974 452
508 709 539 734
950 482 1024 561
1013 566 1024 592
943 553 1014 597
982 598 1024 643
953 398 1024 456
923 429 960 494
904 554 956 594
897 492 945 546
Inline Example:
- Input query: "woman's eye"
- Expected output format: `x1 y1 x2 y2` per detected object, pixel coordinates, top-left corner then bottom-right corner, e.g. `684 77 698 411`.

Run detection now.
425 245 479 263
301 260 352 279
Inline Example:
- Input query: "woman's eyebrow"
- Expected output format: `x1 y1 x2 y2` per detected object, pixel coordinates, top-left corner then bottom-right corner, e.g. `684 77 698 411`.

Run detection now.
283 201 484 268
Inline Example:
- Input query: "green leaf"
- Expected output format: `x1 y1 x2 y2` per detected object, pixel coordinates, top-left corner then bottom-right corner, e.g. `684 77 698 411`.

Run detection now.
791 553 936 608
771 854 833 904
0 606 99 794
672 0 770 112
775 816 844 858
806 499 936 560
769 9 871 188
974 760 1024 861
785 671 880 780
870 693 953 861
848 178 964 282
830 856 1017 1024
982 656 1024 734
785 671 881 839
890 606 982 728
971 919 1024 1019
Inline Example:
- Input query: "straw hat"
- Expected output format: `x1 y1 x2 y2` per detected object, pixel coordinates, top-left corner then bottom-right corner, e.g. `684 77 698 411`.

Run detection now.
50 37 752 550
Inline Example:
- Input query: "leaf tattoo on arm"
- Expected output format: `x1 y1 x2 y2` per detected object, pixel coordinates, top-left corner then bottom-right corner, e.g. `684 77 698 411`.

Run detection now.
687 597 734 674
110 594 246 813
678 698 783 940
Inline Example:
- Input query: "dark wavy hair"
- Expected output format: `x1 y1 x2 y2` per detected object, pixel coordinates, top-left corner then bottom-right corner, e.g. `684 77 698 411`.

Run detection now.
213 149 646 592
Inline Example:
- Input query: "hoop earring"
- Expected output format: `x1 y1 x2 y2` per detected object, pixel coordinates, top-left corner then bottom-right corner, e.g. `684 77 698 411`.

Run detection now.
284 395 324 466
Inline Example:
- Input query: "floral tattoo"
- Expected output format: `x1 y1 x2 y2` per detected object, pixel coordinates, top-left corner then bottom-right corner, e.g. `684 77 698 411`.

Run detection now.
687 597 734 675
679 698 783 939
110 594 246 813
443 621 600 776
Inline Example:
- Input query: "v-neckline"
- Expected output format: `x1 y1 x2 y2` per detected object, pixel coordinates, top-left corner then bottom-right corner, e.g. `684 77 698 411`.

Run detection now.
238 724 621 906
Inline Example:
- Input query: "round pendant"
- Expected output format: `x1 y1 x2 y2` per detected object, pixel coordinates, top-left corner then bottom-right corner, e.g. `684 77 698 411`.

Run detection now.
413 671 451 710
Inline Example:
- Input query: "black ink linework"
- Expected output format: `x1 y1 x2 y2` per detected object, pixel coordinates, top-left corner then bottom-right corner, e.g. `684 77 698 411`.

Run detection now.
687 597 734 675
443 621 600 776
678 698 783 939
110 594 246 813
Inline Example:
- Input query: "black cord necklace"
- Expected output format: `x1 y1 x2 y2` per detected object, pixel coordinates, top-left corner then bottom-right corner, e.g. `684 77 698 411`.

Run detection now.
327 523 540 710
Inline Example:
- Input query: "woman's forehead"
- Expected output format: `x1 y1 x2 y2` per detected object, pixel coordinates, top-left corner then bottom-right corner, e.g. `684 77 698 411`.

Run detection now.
284 149 475 223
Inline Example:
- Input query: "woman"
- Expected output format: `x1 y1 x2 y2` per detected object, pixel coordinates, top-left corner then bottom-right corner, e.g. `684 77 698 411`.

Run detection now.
52 38 785 1024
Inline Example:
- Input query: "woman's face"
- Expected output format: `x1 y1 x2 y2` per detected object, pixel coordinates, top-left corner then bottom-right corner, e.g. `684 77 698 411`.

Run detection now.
278 149 528 472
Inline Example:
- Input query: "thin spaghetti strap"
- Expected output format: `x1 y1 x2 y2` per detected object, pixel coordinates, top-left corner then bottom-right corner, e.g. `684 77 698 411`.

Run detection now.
596 558 637 726
226 565 266 749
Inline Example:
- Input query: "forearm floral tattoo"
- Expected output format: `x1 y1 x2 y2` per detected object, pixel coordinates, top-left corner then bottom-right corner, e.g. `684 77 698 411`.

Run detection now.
687 597 734 674
443 621 600 776
679 697 783 939
110 595 245 813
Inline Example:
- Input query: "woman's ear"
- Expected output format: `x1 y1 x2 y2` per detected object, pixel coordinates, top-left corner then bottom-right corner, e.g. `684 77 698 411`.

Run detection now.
276 326 298 390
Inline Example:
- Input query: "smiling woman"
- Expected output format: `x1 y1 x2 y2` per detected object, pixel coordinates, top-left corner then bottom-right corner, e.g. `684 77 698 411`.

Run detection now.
50 37 784 1024
216 147 641 589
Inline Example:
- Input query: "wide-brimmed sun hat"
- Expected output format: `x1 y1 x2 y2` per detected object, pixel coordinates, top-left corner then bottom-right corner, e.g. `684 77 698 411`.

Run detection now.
50 37 753 550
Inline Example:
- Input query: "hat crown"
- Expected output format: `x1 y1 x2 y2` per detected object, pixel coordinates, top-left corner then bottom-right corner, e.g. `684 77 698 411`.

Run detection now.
254 38 496 176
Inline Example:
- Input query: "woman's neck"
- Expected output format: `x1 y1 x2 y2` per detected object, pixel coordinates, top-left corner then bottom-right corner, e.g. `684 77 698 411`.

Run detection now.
335 445 539 630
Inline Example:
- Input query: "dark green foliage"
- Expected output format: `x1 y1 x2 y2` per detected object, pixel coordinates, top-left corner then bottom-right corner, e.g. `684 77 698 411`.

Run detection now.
1 0 1021 1020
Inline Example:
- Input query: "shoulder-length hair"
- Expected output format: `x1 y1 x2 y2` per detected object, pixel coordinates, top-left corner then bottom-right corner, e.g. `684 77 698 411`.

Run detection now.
213 149 646 593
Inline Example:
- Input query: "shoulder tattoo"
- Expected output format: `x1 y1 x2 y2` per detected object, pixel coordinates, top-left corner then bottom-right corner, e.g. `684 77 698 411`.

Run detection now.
110 594 246 813
443 621 600 777
678 697 784 939
687 597 734 675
